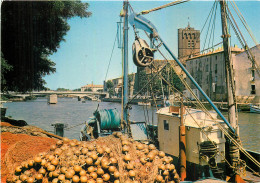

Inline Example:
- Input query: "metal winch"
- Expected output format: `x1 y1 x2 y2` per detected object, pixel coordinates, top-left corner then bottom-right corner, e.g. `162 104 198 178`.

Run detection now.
132 38 155 67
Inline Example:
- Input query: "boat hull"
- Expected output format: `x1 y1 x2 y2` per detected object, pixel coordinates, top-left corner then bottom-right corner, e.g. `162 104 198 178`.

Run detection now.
250 105 260 113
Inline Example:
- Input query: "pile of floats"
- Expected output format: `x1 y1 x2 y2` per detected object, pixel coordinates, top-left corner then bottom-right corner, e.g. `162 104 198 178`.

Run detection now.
9 132 180 183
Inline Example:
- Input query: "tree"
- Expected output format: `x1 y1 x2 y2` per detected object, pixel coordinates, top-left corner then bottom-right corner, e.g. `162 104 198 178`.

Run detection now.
1 1 91 92
56 88 69 91
106 80 114 89
138 68 148 95
1 52 13 91
106 80 114 97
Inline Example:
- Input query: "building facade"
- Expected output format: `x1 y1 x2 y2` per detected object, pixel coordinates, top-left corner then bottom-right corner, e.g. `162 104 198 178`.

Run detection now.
81 84 103 92
185 45 260 102
233 45 260 103
178 24 200 63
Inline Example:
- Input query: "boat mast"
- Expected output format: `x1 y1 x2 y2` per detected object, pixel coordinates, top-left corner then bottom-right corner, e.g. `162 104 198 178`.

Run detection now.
123 1 129 134
220 1 243 178
219 0 238 134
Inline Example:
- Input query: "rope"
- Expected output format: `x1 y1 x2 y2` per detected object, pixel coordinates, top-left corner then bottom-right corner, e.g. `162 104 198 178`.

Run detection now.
130 4 260 169
155 59 260 175
148 32 260 168
203 1 217 52
148 58 234 169
226 5 260 76
230 0 259 48
104 32 118 82
138 0 191 15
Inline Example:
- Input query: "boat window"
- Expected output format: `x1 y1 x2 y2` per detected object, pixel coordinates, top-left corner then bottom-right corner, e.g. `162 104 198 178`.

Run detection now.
164 120 169 130
251 85 256 94
251 69 255 81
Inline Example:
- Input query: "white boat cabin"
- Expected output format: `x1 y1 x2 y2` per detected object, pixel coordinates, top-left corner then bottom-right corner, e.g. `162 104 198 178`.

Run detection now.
157 106 227 165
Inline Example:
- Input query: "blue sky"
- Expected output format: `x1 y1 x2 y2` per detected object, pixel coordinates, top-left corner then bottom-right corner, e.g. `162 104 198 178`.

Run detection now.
44 1 260 90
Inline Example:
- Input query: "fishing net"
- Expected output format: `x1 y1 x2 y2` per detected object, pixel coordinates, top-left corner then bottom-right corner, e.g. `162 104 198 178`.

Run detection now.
4 133 180 183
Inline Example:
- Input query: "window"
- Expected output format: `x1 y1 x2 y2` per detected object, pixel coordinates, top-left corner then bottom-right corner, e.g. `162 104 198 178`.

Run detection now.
188 40 190 48
164 120 169 130
206 64 209 72
251 85 256 94
215 55 217 60
215 76 218 82
192 40 195 47
252 69 255 81
215 64 218 74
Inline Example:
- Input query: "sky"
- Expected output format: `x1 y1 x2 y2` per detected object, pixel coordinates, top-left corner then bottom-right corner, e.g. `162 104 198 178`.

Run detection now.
44 1 260 90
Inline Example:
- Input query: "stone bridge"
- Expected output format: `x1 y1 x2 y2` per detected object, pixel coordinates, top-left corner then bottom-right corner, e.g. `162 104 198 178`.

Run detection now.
8 91 109 99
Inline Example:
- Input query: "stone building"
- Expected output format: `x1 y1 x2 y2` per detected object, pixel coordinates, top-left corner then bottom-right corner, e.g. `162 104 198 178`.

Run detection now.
178 24 200 63
185 45 260 103
81 84 103 92
234 45 260 103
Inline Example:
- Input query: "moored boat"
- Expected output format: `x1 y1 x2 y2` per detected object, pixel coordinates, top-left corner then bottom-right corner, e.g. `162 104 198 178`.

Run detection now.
137 101 151 106
250 104 260 113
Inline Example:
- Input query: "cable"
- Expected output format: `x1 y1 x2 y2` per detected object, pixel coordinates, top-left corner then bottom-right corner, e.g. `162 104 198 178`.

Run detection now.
138 0 191 15
226 5 260 76
231 0 259 48
104 32 118 82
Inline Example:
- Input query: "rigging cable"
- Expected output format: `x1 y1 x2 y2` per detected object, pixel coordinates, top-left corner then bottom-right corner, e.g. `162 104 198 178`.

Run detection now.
202 1 217 52
147 32 260 168
230 0 259 48
208 2 218 51
226 5 260 76
138 0 191 15
183 1 219 59
135 1 260 170
104 32 118 82
149 57 235 170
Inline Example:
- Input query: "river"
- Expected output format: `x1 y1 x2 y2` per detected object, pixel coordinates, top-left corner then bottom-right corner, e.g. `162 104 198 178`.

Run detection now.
3 97 260 152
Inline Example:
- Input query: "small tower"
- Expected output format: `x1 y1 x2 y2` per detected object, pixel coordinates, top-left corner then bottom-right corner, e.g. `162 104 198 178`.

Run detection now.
178 23 200 63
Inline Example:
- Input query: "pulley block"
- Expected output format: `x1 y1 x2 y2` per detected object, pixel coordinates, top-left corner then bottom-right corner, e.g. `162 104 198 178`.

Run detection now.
132 38 155 67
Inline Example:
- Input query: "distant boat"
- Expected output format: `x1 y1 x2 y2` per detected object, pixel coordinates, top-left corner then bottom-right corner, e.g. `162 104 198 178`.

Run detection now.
48 94 57 104
250 104 260 113
137 102 151 106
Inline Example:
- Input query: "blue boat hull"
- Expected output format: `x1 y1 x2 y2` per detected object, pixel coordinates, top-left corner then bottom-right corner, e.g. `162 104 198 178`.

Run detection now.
250 105 260 113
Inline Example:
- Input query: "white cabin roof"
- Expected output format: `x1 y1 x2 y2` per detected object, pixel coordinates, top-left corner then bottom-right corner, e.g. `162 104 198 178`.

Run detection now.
157 107 226 129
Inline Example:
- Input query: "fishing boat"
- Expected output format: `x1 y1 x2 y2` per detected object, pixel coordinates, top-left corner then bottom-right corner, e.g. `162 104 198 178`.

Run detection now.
250 104 260 113
137 101 151 106
81 0 260 182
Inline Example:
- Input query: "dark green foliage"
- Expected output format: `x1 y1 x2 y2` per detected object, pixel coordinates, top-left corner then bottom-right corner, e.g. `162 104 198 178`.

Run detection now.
108 88 114 97
106 80 114 89
56 88 69 91
85 88 93 91
138 68 148 95
1 1 91 92
106 80 114 97
137 65 184 96
1 52 13 91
